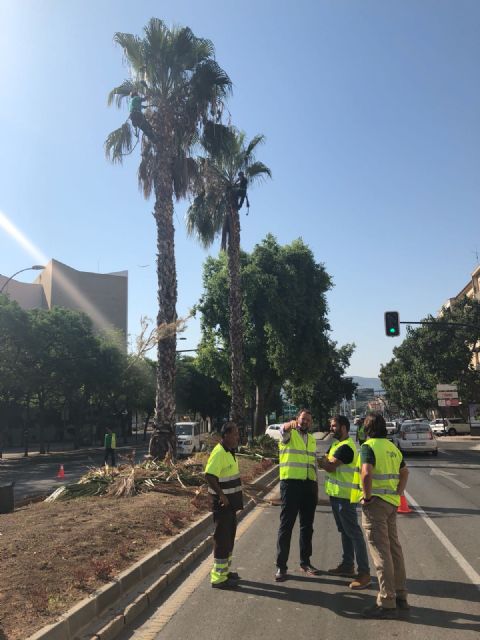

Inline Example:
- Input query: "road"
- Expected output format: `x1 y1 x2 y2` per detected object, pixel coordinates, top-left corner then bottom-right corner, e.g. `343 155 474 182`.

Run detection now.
118 437 480 640
0 443 149 500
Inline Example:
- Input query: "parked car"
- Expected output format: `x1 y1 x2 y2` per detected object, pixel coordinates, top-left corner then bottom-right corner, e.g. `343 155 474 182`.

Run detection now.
385 421 397 439
430 418 470 436
393 422 438 455
265 424 283 441
175 422 201 456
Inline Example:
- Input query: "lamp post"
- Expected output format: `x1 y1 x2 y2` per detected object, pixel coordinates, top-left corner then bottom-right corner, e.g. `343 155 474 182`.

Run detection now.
0 265 45 295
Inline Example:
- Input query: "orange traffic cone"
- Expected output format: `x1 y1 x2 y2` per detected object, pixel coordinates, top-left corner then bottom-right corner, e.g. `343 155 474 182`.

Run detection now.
56 464 65 479
397 495 412 514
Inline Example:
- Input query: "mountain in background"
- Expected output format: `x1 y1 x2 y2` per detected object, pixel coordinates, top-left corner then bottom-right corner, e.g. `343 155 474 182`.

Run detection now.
351 376 383 391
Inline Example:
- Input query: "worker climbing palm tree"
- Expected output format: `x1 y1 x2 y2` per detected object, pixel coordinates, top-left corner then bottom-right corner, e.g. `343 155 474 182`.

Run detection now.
129 91 156 142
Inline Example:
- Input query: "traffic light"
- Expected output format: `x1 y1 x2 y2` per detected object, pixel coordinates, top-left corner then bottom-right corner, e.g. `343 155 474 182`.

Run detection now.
384 311 400 337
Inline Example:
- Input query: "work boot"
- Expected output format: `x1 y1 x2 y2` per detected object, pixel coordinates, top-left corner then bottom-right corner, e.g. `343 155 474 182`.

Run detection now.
275 568 287 582
327 564 355 577
300 563 321 576
396 597 410 610
362 604 397 619
349 574 372 590
211 577 239 590
228 571 241 581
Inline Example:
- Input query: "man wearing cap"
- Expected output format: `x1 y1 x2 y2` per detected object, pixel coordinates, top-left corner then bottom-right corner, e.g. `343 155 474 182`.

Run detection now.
205 422 243 589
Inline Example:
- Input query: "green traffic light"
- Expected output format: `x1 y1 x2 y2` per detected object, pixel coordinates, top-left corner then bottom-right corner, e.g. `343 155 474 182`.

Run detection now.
389 328 395 334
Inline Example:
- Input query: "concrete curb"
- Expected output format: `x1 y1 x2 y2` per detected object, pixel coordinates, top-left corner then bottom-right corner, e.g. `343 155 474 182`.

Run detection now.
25 461 279 640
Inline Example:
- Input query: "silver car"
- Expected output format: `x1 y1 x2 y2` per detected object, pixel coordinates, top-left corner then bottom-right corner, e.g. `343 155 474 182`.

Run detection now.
393 422 438 455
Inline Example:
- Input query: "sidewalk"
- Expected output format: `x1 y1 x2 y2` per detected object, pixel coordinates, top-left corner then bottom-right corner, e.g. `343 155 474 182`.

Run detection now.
1 438 149 460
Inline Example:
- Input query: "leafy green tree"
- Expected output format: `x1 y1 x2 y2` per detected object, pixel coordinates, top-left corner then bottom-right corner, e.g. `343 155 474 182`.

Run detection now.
380 298 480 416
186 124 271 428
105 18 232 458
0 296 31 455
195 235 333 434
176 355 230 424
287 341 356 429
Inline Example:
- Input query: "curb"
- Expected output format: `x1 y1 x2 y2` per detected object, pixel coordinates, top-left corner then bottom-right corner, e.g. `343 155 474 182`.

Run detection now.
25 461 279 640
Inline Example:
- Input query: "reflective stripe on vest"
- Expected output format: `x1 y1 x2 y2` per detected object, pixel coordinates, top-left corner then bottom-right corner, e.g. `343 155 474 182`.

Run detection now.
324 438 360 501
362 438 402 506
205 444 242 495
279 429 317 481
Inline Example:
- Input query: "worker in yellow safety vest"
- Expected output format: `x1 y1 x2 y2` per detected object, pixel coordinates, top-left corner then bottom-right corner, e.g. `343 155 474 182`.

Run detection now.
205 422 243 590
359 413 409 618
318 415 371 590
275 409 319 582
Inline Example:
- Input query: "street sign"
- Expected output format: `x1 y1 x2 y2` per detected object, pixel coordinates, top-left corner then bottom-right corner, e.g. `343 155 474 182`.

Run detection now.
438 399 460 407
436 384 458 392
437 391 459 399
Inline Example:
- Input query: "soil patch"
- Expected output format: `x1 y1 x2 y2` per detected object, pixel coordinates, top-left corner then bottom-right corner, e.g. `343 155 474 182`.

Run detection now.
0 457 272 640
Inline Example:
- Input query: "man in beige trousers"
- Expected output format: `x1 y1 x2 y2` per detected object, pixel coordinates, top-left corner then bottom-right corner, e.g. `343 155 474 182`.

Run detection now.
359 413 409 618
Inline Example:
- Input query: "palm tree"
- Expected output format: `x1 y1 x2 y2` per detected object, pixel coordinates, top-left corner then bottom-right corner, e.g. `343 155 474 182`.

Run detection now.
105 19 231 458
186 123 271 429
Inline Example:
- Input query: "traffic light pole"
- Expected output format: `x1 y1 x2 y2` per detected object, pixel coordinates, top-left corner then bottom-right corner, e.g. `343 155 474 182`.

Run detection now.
400 321 479 329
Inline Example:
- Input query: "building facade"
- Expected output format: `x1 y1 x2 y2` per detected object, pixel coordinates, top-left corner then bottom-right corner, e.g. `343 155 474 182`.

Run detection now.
0 259 128 345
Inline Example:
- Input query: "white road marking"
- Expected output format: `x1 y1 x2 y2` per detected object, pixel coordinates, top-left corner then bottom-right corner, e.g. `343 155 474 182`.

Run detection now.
405 490 480 591
429 468 471 489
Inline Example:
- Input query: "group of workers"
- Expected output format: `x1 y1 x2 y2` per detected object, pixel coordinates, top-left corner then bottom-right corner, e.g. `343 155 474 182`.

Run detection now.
204 411 409 619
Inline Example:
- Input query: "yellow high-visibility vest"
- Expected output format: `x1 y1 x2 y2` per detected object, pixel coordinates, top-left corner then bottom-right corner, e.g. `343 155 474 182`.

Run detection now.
279 429 317 481
324 437 361 502
362 438 402 507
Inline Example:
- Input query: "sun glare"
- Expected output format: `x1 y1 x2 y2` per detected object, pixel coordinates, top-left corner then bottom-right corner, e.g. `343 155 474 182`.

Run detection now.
0 209 119 340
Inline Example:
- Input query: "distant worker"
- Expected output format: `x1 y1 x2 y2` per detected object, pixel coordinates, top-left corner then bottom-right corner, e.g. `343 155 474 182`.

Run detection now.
359 413 409 618
204 422 243 589
355 417 366 445
234 171 249 210
104 426 116 467
275 409 320 581
318 415 371 589
129 91 156 142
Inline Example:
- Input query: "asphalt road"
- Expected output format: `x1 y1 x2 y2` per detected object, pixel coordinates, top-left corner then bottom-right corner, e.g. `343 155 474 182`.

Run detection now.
119 437 480 640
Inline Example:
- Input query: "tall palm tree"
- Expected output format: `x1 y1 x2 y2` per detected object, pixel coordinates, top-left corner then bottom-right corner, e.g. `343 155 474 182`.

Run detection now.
105 19 231 458
186 123 271 429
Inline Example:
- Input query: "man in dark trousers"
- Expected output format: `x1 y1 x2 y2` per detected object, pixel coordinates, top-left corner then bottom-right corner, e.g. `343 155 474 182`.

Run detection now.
275 409 319 581
205 422 243 589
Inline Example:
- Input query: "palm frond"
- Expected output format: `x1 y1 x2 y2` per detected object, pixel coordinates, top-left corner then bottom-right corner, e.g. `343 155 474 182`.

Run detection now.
107 80 136 108
104 123 135 164
246 161 272 183
173 155 198 201
137 141 156 198
113 33 145 73
244 134 266 159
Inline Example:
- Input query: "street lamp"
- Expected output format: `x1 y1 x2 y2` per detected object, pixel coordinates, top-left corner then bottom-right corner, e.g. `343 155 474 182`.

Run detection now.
0 265 45 295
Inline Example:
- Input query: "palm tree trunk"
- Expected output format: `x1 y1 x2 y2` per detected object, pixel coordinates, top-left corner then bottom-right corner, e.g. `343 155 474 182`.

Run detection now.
150 152 178 460
227 206 245 430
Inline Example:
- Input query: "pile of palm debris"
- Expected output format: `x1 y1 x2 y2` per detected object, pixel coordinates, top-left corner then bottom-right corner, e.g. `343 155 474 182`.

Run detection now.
46 453 205 502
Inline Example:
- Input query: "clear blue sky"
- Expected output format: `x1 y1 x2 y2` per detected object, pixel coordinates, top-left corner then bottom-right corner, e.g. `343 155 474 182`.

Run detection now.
1 0 479 377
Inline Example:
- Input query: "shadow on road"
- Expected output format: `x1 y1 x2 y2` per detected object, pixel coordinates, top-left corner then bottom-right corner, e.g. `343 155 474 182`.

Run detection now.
237 579 480 633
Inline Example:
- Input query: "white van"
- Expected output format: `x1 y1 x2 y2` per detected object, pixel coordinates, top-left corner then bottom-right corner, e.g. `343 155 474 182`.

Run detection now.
175 422 201 456
430 418 470 436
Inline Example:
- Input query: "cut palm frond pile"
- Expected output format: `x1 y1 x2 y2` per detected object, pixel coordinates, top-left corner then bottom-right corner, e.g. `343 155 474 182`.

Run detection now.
45 453 206 502
238 435 279 461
